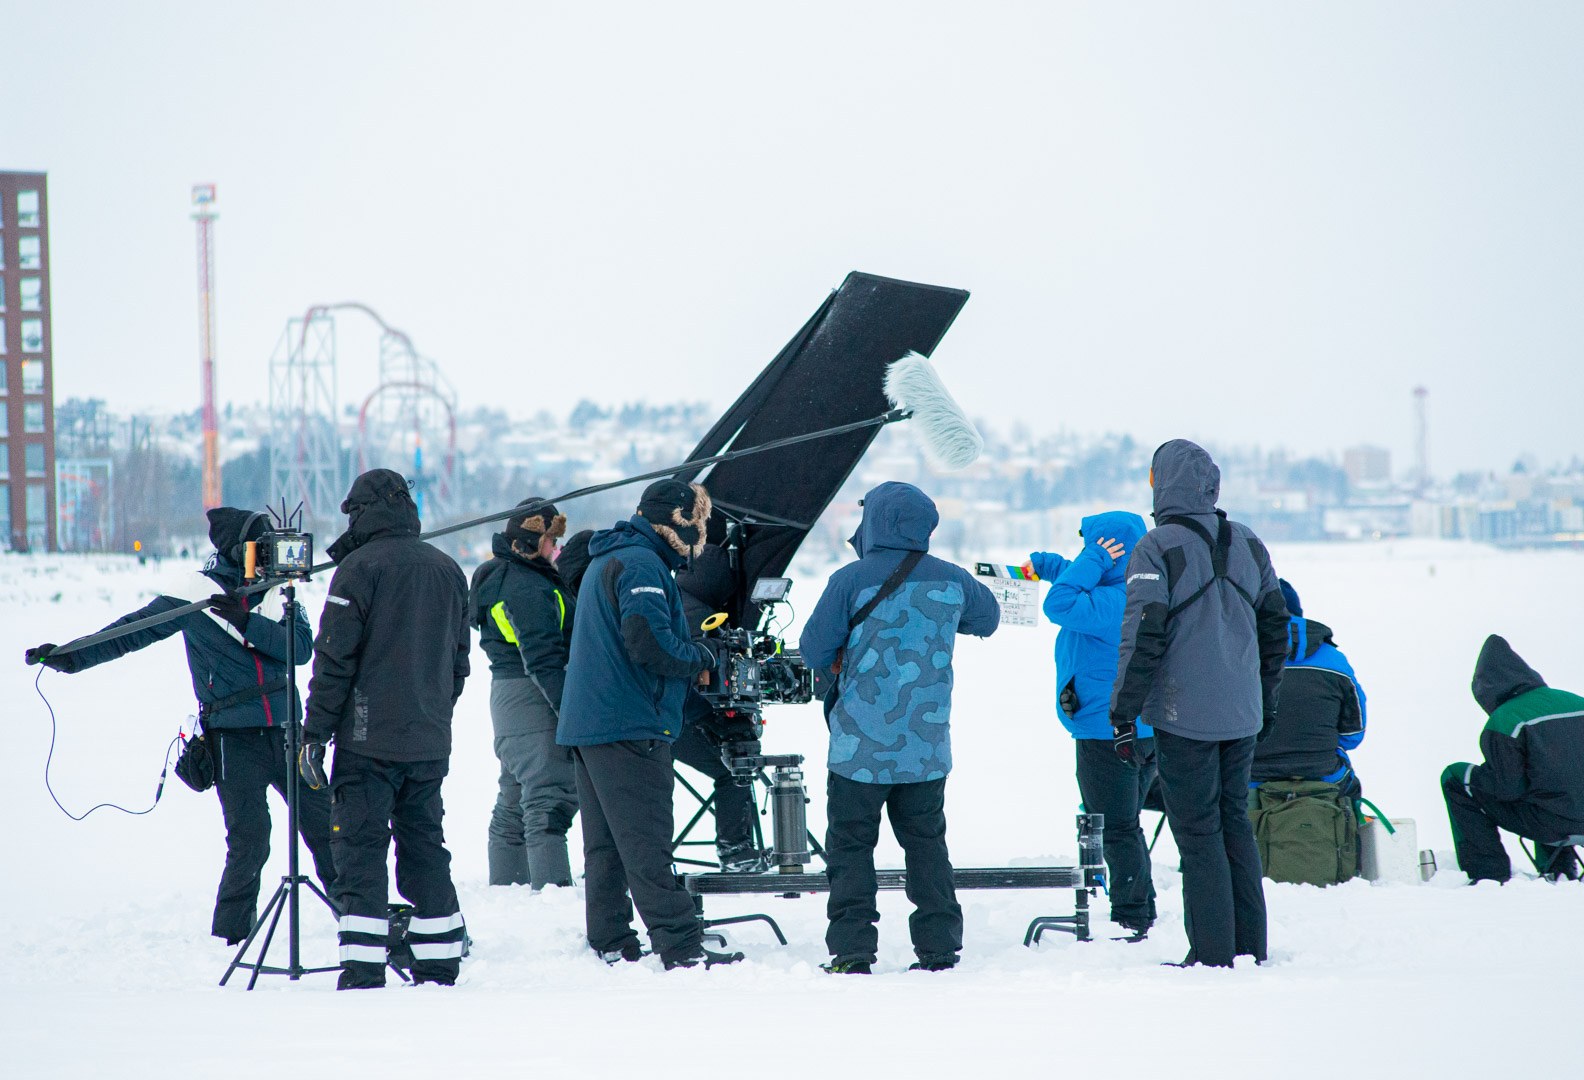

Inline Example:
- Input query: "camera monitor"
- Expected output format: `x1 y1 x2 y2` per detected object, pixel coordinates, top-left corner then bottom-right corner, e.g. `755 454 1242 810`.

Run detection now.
274 535 313 576
750 576 793 603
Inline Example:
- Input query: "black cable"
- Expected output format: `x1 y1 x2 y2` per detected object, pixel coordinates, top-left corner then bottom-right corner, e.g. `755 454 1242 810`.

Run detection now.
35 667 180 821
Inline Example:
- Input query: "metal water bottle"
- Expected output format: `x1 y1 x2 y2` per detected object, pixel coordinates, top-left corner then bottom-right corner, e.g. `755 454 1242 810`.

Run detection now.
1418 849 1437 881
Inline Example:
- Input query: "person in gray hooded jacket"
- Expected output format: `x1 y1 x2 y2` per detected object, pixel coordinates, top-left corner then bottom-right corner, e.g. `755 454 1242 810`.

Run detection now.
1109 440 1288 968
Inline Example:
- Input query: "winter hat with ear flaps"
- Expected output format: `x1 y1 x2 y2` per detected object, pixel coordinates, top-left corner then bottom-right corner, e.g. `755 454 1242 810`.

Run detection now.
505 497 567 550
637 479 712 558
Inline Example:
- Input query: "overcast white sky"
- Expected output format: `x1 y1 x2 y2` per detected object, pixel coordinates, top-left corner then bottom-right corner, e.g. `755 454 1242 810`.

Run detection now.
5 1 1581 476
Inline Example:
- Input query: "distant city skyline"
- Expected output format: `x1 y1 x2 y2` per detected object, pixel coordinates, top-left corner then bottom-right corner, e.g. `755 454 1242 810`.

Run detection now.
5 2 1582 476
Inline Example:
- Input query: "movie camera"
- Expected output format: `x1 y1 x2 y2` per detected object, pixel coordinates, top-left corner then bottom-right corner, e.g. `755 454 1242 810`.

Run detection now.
693 577 818 872
695 576 814 772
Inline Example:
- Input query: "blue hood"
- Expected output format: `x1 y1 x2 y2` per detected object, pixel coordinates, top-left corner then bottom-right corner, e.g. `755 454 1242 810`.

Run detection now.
1079 510 1148 585
855 482 938 555
589 515 685 570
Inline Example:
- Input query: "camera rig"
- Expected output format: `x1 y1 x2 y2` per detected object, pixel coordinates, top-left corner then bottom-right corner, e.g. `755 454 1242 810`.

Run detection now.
689 588 818 873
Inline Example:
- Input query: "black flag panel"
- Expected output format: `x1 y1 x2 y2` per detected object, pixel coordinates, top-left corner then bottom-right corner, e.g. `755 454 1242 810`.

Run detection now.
681 272 969 626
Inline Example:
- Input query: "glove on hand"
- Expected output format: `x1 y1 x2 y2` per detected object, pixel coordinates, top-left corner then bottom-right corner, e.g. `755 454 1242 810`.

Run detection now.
208 591 251 633
1111 717 1137 763
299 741 328 790
1257 710 1277 742
25 643 73 672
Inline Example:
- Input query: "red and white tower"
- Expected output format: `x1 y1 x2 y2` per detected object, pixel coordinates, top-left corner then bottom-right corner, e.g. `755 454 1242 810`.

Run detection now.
193 183 221 510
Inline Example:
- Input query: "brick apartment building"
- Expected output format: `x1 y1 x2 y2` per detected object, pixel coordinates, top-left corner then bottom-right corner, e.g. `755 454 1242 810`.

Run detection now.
0 171 56 551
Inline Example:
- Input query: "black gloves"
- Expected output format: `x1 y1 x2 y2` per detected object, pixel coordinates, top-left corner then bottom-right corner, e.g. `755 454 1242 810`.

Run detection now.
299 741 328 790
25 643 73 672
1111 716 1137 763
1257 711 1277 742
208 591 251 633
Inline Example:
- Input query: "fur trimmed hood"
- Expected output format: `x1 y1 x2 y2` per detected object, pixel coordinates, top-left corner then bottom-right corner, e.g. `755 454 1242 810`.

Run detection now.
637 480 712 558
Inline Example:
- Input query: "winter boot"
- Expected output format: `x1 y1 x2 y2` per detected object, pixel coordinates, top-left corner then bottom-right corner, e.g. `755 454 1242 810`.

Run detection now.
337 967 387 991
717 840 769 873
821 959 873 974
599 940 647 965
662 946 745 970
908 955 958 972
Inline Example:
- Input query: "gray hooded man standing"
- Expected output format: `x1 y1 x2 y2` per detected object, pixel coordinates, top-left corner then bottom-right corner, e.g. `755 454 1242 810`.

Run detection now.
1108 440 1288 968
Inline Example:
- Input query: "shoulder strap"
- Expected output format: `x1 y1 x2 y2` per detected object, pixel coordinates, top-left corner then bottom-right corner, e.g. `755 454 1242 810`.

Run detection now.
1159 512 1252 619
200 676 289 718
849 550 926 633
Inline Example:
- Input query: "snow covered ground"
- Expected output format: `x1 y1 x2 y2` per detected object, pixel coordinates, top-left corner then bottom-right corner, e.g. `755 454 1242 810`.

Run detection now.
2 540 1580 1078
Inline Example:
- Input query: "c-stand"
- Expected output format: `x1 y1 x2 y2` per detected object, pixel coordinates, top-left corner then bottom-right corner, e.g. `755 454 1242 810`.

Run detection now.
219 581 340 989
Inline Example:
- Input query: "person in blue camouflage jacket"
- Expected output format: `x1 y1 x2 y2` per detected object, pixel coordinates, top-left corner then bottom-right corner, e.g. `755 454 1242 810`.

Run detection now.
800 481 1000 973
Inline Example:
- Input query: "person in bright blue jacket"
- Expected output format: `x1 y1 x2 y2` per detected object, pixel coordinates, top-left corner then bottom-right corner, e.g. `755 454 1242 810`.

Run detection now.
1027 509 1157 937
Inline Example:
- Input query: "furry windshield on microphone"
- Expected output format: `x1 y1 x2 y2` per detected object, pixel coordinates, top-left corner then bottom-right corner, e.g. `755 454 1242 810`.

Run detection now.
883 352 984 471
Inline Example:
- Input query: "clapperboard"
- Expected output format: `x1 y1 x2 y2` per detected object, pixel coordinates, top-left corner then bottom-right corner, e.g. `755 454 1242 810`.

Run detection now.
972 562 1041 627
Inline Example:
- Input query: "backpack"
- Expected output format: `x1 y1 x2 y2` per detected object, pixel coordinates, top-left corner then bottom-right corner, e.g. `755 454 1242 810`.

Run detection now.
1247 780 1358 886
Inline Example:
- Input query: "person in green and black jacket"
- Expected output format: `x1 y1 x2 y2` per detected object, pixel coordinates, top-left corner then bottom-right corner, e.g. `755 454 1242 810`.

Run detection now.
471 498 579 889
1441 635 1584 882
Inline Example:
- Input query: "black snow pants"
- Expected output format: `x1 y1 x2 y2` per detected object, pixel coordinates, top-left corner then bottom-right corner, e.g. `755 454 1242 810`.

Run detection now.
1075 736 1158 930
824 772 962 966
1154 730 1268 967
671 722 755 853
1441 771 1584 882
573 740 704 964
330 750 465 988
211 726 337 943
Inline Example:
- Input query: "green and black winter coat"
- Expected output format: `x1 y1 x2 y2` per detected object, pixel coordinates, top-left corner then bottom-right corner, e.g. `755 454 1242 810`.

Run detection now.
1452 636 1584 825
470 532 575 711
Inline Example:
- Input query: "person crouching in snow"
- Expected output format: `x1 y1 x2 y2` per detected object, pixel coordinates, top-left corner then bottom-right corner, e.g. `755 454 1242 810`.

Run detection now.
799 482 1000 974
1025 510 1157 940
1441 635 1584 883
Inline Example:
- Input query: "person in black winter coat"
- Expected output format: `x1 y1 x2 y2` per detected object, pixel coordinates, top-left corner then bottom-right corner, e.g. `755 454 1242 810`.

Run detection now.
671 544 765 872
25 507 333 944
301 469 472 989
1251 579 1367 799
557 479 742 970
1109 440 1288 969
472 498 579 889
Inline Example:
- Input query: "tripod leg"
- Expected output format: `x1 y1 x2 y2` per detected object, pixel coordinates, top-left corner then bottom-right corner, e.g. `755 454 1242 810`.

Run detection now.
302 876 342 917
219 879 289 987
246 885 292 991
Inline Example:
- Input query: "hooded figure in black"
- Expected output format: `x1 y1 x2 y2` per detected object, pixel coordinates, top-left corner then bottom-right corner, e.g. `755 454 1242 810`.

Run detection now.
25 507 332 944
472 498 580 889
1441 636 1584 882
669 544 765 872
302 469 472 989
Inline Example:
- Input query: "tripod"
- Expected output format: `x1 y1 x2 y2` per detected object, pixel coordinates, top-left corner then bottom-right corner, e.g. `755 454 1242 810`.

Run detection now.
219 581 340 989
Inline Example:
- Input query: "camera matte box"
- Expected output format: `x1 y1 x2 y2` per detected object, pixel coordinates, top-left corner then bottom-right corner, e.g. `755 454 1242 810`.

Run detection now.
682 272 969 626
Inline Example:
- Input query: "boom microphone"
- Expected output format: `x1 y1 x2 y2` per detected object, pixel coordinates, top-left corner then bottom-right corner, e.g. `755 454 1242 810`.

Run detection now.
884 352 984 470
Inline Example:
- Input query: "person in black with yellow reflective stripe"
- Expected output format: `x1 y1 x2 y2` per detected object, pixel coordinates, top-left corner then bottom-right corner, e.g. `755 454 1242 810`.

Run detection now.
470 498 579 889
